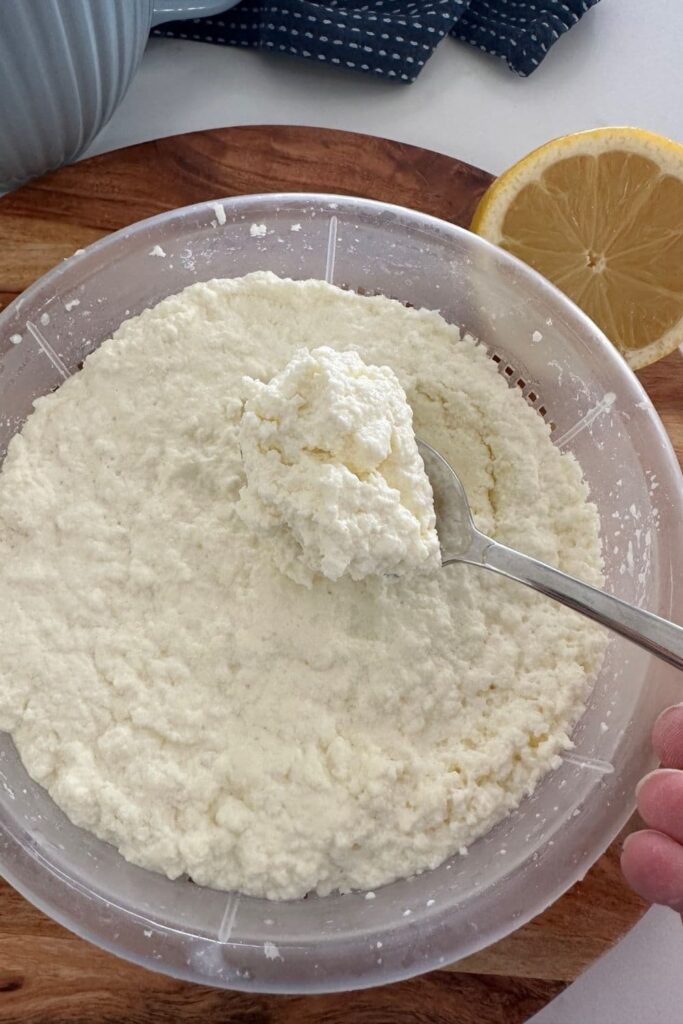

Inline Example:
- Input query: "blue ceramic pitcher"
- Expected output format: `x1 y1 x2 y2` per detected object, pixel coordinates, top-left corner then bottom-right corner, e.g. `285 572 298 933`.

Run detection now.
0 0 238 191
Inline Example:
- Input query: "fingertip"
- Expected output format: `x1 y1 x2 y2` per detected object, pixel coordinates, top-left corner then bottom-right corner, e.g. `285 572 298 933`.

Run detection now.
652 704 683 769
621 829 683 912
636 769 683 844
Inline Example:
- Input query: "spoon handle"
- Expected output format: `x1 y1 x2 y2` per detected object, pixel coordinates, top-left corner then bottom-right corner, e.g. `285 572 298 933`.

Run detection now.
475 539 683 671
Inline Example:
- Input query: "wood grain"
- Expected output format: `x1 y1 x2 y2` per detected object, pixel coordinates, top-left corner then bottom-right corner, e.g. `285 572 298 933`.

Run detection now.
0 124 676 1023
639 351 683 469
0 125 493 308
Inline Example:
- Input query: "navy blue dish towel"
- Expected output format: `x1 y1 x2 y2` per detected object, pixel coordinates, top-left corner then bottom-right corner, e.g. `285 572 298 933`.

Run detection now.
152 0 600 82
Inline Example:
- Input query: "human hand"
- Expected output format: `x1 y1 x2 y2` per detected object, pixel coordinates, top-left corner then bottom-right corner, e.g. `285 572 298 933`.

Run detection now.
621 705 683 913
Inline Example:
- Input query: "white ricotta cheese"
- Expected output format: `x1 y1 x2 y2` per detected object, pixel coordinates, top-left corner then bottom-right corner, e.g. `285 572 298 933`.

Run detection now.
237 345 441 585
210 201 227 226
0 272 606 900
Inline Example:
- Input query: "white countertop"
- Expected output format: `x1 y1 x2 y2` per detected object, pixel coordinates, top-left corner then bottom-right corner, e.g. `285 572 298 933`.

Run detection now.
90 0 683 177
89 0 683 1019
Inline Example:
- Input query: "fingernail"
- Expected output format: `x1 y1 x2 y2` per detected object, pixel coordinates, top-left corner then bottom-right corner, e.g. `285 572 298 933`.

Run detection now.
635 768 682 799
635 771 655 799
622 832 636 852
655 703 683 726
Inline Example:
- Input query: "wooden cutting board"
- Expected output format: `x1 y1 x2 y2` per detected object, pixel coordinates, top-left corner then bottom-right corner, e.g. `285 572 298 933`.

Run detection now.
0 125 680 1024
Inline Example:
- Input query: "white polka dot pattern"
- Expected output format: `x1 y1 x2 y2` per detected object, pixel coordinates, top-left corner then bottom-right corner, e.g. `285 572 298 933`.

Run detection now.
151 0 601 81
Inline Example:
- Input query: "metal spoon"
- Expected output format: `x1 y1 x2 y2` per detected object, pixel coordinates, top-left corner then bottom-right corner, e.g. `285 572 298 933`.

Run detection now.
417 439 683 671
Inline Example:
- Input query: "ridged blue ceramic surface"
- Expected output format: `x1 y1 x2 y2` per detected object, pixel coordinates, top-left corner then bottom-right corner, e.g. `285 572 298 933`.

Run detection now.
0 0 237 191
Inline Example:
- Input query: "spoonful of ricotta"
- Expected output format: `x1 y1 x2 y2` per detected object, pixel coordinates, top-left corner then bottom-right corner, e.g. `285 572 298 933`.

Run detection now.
237 345 441 586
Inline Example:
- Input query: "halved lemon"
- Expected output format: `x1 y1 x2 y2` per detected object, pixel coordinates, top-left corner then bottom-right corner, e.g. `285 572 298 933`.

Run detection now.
471 128 683 370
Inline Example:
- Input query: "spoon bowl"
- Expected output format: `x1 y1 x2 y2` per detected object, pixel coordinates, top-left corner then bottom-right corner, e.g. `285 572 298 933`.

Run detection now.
417 439 481 564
